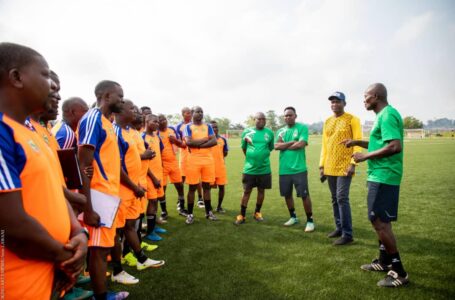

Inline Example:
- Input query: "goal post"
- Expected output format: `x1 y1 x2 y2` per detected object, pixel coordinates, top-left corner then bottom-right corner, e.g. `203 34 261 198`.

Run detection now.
225 130 243 139
404 128 425 139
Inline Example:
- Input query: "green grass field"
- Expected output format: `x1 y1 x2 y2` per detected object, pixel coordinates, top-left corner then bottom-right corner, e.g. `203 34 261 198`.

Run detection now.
107 137 455 299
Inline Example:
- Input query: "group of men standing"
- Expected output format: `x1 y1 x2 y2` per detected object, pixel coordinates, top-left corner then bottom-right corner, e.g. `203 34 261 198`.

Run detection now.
0 40 408 300
236 86 408 288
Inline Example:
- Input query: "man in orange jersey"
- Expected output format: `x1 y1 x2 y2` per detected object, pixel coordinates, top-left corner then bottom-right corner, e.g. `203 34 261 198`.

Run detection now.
183 106 218 224
53 97 89 150
176 106 204 209
127 106 158 252
0 42 87 300
77 80 128 300
209 120 229 213
142 114 167 241
111 100 164 284
26 71 92 299
26 71 87 211
158 114 187 219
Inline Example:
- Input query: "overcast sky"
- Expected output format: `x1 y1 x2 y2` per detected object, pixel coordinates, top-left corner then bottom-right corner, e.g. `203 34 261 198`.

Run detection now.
1 0 454 125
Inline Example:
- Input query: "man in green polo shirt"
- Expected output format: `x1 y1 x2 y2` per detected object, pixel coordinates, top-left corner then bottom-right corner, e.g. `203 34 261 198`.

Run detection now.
341 83 408 288
275 107 314 232
234 112 274 225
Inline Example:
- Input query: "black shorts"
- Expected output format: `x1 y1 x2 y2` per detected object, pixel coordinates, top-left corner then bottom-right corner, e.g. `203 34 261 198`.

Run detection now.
242 173 272 190
279 171 309 198
367 181 400 223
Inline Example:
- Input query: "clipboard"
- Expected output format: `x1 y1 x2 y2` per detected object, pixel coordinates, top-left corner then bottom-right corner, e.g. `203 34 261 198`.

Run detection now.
56 147 83 189
90 189 120 228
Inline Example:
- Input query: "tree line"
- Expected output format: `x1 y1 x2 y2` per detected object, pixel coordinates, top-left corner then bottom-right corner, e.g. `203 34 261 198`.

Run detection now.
165 112 454 134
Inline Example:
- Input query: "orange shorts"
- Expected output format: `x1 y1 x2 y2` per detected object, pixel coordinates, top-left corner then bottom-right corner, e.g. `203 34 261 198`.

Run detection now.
116 197 141 228
162 159 182 185
140 196 148 214
179 152 188 177
185 157 215 185
78 214 117 248
147 177 165 199
213 162 228 185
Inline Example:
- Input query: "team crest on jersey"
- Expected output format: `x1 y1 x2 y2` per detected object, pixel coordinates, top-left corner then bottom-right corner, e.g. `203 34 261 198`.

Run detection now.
264 134 270 141
293 131 298 139
27 140 40 152
42 134 50 145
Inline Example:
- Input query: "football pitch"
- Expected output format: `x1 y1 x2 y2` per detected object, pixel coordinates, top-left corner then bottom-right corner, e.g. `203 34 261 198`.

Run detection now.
109 137 455 299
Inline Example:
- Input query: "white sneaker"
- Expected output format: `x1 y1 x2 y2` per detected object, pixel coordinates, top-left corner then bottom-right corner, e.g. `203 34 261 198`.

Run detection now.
111 270 139 285
206 211 218 221
305 221 315 232
185 214 194 225
197 200 205 208
137 258 165 270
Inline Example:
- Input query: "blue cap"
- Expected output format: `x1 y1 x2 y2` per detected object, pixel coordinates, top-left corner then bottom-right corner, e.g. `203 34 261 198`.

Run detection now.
328 91 346 102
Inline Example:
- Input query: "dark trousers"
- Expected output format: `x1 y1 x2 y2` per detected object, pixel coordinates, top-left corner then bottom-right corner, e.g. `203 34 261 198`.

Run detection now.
327 176 353 238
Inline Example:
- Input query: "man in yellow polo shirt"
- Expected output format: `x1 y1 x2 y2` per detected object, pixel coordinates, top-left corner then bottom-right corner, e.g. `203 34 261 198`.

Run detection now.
320 91 362 245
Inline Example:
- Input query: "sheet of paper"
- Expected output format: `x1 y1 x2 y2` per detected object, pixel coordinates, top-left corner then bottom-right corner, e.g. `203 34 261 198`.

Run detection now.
90 189 120 228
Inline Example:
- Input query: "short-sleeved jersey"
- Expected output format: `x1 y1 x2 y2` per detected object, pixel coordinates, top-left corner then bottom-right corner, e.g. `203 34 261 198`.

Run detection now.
52 120 77 149
275 123 309 175
183 122 215 159
319 113 362 176
77 108 121 197
211 135 228 166
241 127 274 175
114 124 142 200
26 118 66 186
142 132 164 179
131 128 148 186
159 126 179 162
367 105 404 185
176 121 190 165
1 113 70 300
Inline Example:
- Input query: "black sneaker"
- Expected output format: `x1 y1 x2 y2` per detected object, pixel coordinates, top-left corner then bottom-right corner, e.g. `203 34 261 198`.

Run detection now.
179 209 189 217
215 207 226 214
333 236 353 245
377 270 409 287
327 230 342 238
160 211 168 220
361 259 391 272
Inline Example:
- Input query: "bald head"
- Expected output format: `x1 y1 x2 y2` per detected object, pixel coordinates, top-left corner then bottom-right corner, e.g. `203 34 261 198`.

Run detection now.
94 80 120 100
254 112 266 130
62 97 87 112
255 112 266 119
62 97 89 130
367 83 388 102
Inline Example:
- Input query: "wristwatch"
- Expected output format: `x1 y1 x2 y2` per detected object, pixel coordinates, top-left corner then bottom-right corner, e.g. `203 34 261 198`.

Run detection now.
80 227 90 239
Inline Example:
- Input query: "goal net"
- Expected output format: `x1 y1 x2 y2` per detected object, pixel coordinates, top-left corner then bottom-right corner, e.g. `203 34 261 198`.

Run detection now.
404 129 425 139
226 130 243 139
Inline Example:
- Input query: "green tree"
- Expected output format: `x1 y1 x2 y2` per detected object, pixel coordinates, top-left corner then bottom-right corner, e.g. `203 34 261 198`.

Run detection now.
166 114 181 126
244 115 255 128
213 117 231 134
277 114 286 128
403 116 423 129
266 110 279 131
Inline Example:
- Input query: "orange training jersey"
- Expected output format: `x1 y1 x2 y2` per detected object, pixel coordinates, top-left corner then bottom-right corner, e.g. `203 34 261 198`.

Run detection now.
114 124 142 200
26 118 66 187
142 132 164 180
211 135 228 166
1 113 70 300
183 122 215 158
159 126 179 162
77 108 121 197
132 128 148 187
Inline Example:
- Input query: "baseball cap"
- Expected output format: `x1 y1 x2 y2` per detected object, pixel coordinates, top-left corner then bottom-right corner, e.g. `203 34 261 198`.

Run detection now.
328 91 346 102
